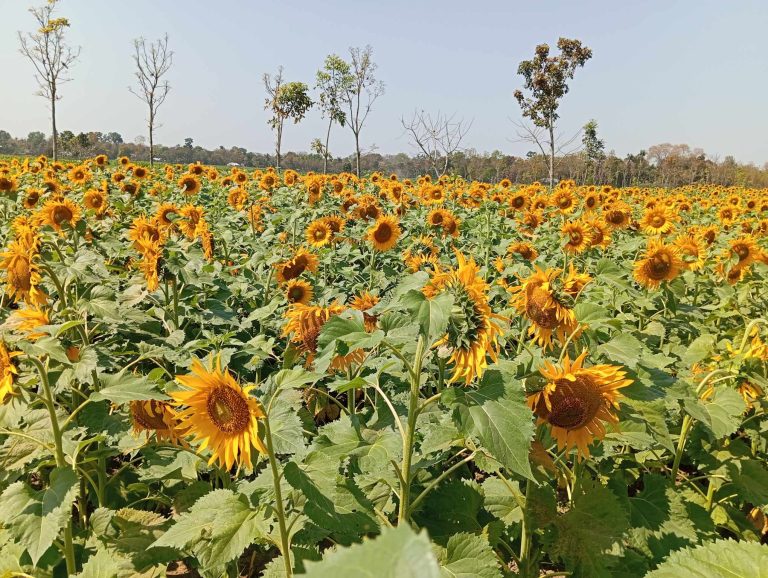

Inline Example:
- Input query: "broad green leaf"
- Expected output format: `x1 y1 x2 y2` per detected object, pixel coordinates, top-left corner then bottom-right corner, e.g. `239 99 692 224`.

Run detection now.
151 489 268 576
91 371 166 403
438 532 502 578
684 388 744 438
680 334 716 366
401 290 453 342
444 368 534 479
303 525 441 578
597 333 643 367
76 547 135 578
412 480 483 544
727 460 768 506
0 467 78 565
628 474 670 530
646 539 768 578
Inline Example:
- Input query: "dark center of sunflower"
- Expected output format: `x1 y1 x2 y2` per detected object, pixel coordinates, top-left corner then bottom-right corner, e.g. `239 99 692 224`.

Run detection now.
648 252 672 279
586 196 596 208
313 227 328 241
650 215 665 227
568 230 583 245
547 375 601 429
607 211 625 225
512 196 525 208
0 178 12 191
206 386 250 434
374 223 393 243
525 286 559 329
558 197 572 209
288 285 305 302
53 205 73 225
733 244 750 260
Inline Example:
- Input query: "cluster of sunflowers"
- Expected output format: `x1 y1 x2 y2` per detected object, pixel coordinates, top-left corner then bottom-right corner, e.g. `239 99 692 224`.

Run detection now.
0 155 766 576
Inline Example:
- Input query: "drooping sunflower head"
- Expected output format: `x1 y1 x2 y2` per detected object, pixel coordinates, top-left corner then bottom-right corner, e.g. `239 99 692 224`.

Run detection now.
367 215 401 252
507 241 538 261
425 253 506 384
350 292 380 332
3 307 50 341
171 355 267 470
0 240 47 306
36 198 82 234
227 187 249 211
276 248 319 283
527 351 632 458
130 399 186 444
633 238 682 290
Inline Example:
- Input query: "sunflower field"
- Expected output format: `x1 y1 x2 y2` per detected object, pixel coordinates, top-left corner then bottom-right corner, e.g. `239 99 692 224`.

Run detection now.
0 155 767 578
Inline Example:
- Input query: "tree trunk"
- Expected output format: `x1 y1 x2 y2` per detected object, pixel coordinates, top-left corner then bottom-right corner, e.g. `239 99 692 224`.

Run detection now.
324 118 332 174
276 121 283 171
149 112 154 168
548 123 555 190
354 133 361 178
51 95 58 161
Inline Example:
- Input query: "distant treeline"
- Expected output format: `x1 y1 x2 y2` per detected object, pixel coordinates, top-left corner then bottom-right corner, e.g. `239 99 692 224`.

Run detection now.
2 129 767 187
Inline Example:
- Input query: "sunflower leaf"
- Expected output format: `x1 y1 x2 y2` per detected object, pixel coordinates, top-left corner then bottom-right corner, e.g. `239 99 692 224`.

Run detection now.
303 525 441 578
437 532 503 578
645 539 768 578
91 371 167 403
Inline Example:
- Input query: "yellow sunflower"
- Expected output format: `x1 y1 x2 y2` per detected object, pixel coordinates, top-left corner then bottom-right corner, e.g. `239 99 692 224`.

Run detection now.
275 249 319 283
729 235 760 269
508 241 539 261
424 253 506 384
674 234 706 271
367 215 401 252
36 198 82 233
634 238 682 289
640 206 675 235
178 174 202 195
83 189 108 215
285 279 313 305
528 351 632 458
350 292 380 332
171 355 267 470
130 399 186 444
561 220 592 254
306 219 333 248
179 205 205 239
4 307 49 341
0 240 48 306
227 187 249 211
0 341 20 404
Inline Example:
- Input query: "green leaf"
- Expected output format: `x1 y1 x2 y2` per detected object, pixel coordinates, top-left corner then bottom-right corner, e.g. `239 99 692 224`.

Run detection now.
684 387 744 438
303 525 441 578
151 489 268 576
628 474 670 530
444 368 534 479
646 539 768 578
680 334 716 366
76 547 135 578
0 467 79 565
597 333 643 367
438 532 502 578
412 480 483 544
727 460 768 506
401 290 453 342
547 478 630 576
91 371 166 403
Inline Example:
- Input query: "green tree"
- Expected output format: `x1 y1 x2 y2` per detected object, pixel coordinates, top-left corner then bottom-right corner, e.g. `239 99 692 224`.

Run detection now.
514 38 592 188
316 55 353 173
582 119 605 183
264 67 313 171
18 0 80 161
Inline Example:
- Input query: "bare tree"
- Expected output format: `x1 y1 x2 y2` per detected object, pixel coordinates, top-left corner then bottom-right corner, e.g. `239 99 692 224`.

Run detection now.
401 110 472 178
129 35 173 167
18 0 80 161
512 120 583 184
341 46 385 177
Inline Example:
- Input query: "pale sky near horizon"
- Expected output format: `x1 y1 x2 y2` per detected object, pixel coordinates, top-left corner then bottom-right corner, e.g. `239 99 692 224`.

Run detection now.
1 0 767 165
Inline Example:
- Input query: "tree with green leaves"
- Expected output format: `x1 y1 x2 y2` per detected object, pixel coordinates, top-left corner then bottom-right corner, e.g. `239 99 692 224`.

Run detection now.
582 119 605 183
316 55 353 174
340 46 385 177
18 0 81 161
263 67 313 171
514 37 592 188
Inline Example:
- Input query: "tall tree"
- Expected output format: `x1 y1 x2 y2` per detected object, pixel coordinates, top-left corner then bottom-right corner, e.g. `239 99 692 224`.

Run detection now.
315 55 353 174
340 46 385 177
263 67 313 171
18 0 80 161
129 34 173 167
581 119 605 183
514 37 592 188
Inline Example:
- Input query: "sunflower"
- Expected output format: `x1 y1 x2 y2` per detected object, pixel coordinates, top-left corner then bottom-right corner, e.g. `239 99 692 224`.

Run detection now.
155 203 180 229
128 215 164 249
179 205 205 239
586 217 611 249
633 238 682 289
94 154 108 167
227 187 249 211
36 198 82 233
729 235 759 269
424 253 506 384
4 307 49 340
134 235 163 291
427 208 449 228
283 302 364 370
561 220 592 254
0 175 19 193
603 202 632 230
83 188 108 214
23 189 41 209
442 214 460 237
0 342 20 404
583 191 599 212
199 223 215 261
508 266 581 350
674 234 706 271
350 292 380 332
640 206 675 235
0 240 47 306
275 249 319 283
285 279 313 305
171 355 267 470
528 351 632 458
402 236 439 272
130 399 186 444
67 165 92 185
367 215 401 252
508 190 529 211
551 188 576 214
178 174 202 195
306 219 333 248
508 241 538 261
260 172 277 191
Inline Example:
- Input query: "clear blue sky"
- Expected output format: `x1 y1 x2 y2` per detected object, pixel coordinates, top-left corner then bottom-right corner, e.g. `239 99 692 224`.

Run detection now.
2 0 767 165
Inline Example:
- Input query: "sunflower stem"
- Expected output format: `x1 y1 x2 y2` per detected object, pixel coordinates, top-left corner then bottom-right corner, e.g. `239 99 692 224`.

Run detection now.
263 415 292 578
519 477 537 578
368 246 376 291
30 356 77 575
